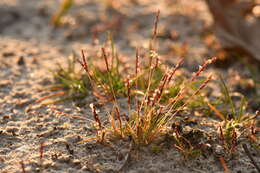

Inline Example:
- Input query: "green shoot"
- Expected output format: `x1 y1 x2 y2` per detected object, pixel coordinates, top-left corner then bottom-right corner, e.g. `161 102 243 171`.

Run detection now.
37 53 90 105
52 0 74 26
207 76 258 152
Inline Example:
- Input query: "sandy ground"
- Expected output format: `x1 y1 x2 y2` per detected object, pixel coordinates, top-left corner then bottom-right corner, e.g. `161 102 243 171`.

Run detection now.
0 0 259 172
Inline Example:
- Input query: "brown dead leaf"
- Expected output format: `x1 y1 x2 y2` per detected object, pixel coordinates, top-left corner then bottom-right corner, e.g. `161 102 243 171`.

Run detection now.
205 0 260 62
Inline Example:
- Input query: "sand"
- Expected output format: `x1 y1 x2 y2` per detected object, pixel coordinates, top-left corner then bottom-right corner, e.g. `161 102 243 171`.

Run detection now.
0 0 259 172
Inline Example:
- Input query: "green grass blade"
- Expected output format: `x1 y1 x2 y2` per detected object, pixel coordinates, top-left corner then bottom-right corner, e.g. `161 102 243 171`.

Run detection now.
219 75 236 119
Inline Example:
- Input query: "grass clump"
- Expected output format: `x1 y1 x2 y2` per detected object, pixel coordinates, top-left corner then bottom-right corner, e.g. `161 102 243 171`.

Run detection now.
36 54 90 105
44 11 216 150
78 53 216 146
207 76 259 152
39 41 179 104
51 54 89 97
37 35 127 104
89 46 126 97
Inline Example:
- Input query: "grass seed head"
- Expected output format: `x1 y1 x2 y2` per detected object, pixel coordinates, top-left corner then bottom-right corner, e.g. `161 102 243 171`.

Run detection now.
192 57 217 81
90 103 102 129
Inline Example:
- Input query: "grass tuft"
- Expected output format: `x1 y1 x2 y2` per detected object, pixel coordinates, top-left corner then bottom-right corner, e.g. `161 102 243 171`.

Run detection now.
78 54 216 146
44 11 215 151
207 76 259 153
36 53 90 105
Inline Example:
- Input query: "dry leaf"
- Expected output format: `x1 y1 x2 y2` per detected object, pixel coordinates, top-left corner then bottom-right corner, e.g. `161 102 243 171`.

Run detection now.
206 0 260 62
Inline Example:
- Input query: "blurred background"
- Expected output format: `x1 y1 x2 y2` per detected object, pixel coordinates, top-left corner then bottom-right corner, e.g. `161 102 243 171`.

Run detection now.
0 0 259 106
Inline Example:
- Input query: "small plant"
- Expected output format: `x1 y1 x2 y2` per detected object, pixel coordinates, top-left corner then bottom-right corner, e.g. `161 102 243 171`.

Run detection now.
170 121 211 159
36 53 90 105
44 8 212 106
76 11 216 147
37 34 129 104
52 54 89 97
78 54 215 146
207 76 258 153
44 10 215 150
172 130 202 159
41 39 182 104
89 46 126 98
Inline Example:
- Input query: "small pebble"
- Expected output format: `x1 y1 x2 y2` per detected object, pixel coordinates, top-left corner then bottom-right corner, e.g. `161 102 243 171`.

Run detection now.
215 144 224 156
17 56 25 66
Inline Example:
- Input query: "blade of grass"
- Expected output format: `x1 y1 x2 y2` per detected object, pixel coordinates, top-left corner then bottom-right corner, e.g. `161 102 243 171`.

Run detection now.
237 96 246 123
52 0 73 26
219 75 236 118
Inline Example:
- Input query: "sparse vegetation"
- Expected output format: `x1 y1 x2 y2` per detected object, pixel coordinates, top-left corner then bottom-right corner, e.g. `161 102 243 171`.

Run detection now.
38 12 219 154
78 55 215 146
36 53 90 105
208 75 259 153
75 11 216 148
33 6 259 172
1 0 260 172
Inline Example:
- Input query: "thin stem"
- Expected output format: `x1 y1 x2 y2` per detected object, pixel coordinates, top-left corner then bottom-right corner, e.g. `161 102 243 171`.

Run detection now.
242 144 260 173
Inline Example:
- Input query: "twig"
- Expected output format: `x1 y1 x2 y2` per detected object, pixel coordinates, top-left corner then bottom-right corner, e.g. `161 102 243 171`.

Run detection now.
151 10 160 50
20 161 26 173
40 142 44 161
126 77 131 112
39 141 44 171
219 156 230 173
35 91 65 103
50 106 88 121
102 47 110 72
242 144 260 173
